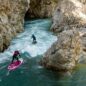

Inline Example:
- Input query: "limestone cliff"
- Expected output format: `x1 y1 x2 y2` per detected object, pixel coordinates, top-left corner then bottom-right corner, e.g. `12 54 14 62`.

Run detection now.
51 0 86 32
40 29 82 71
51 0 86 52
0 0 30 51
40 0 86 71
26 0 57 19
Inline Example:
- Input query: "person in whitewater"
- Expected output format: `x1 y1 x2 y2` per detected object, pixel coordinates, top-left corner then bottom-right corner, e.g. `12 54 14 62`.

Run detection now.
31 34 37 44
11 50 21 63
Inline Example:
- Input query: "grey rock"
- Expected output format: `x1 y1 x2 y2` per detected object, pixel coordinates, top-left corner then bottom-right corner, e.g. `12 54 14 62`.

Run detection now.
40 29 82 71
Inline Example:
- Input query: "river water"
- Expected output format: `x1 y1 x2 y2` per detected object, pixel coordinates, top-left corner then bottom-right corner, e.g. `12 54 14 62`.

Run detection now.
0 19 86 86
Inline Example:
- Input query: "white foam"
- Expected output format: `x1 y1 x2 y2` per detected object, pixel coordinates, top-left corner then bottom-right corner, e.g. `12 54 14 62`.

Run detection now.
0 19 57 63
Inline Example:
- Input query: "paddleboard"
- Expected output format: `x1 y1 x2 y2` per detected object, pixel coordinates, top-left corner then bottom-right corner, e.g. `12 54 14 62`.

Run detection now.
8 58 23 71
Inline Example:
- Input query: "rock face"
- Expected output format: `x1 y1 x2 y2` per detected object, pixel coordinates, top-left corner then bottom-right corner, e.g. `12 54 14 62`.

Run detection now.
0 0 30 51
40 0 86 71
51 0 86 52
26 0 57 19
79 28 86 52
51 0 86 32
40 29 82 71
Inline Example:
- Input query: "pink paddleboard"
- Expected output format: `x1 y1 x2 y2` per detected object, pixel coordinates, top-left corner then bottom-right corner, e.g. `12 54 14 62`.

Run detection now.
8 58 23 70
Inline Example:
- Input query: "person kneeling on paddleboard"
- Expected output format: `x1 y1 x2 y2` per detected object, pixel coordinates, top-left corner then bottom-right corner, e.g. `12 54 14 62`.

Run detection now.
11 50 21 63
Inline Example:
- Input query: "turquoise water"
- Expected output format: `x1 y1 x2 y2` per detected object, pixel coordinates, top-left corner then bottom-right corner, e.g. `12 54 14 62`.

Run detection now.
0 19 86 86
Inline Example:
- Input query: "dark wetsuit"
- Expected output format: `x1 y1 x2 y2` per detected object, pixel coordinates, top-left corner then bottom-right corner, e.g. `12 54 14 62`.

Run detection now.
31 34 37 44
11 51 20 63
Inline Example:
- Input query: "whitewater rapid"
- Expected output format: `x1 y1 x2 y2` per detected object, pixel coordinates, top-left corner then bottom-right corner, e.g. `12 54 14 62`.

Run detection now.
0 19 57 63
